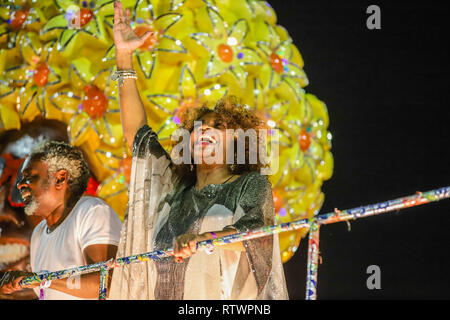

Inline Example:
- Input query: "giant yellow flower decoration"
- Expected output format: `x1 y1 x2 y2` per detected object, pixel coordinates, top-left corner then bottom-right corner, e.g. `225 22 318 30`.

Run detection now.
0 0 333 263
40 0 113 57
49 59 122 147
255 21 308 100
188 6 261 90
103 0 186 79
4 33 65 122
0 0 47 49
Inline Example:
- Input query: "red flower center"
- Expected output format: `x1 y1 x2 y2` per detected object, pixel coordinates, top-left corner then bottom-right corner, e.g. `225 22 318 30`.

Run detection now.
33 63 50 87
72 8 94 27
10 8 29 31
82 85 108 119
217 44 233 63
270 52 284 74
299 129 311 151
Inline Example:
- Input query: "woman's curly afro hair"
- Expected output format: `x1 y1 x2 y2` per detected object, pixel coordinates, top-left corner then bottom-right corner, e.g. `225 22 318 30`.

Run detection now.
172 95 270 177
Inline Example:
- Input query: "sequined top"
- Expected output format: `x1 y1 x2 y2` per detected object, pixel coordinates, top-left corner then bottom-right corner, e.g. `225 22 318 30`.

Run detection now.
154 170 273 250
153 166 275 299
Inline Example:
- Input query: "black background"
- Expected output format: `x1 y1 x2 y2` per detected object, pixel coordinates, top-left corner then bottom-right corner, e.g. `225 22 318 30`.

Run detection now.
268 0 450 299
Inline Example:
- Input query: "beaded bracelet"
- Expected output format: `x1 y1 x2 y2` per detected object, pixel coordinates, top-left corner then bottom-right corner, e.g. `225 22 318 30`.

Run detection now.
110 69 137 87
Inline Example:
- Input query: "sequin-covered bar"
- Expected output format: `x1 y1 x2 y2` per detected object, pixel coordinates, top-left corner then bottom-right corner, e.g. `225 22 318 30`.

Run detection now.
19 186 450 299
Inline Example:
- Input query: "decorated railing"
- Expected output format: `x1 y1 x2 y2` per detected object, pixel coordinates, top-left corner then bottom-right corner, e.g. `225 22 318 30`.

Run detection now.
20 186 450 300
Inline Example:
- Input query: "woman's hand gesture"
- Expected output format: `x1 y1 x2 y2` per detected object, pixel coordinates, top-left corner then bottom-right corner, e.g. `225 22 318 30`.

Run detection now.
113 1 153 54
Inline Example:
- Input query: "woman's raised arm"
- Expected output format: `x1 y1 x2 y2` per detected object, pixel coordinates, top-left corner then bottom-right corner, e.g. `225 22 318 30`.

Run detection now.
113 1 154 150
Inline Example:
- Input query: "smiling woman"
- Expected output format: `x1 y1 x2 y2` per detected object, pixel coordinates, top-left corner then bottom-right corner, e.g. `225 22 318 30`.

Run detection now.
109 1 288 300
170 96 270 180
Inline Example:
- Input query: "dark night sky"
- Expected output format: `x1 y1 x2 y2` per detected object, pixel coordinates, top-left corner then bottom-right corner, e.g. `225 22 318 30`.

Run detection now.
268 0 450 299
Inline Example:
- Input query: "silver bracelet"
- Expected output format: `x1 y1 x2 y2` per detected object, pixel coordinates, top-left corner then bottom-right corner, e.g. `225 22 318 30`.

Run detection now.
111 69 137 87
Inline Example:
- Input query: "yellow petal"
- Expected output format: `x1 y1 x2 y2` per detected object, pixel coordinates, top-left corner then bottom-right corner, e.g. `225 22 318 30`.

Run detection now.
205 7 227 38
228 19 248 44
17 86 41 122
255 41 272 58
317 151 334 181
295 156 316 186
187 32 213 57
242 77 265 110
92 68 110 92
69 57 94 90
0 77 17 105
157 33 187 53
278 76 303 101
103 44 115 62
179 65 197 99
258 63 272 89
307 93 329 128
238 46 262 67
278 229 302 263
274 40 292 61
93 114 124 147
199 83 228 102
68 112 94 146
135 0 155 20
155 118 178 146
155 12 182 33
5 64 29 87
18 32 43 66
49 89 81 114
135 50 156 79
268 100 290 121
284 61 308 87
251 0 276 25
42 14 68 34
146 93 179 117
97 173 128 220
94 145 125 171
205 54 227 78
0 103 21 131
307 139 324 162
226 65 247 88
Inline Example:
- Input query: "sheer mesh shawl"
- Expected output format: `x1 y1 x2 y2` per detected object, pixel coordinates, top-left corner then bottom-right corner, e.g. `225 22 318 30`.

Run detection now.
109 125 288 299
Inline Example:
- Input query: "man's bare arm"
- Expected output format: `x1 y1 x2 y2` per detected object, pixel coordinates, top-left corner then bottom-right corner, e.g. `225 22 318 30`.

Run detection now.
44 244 117 299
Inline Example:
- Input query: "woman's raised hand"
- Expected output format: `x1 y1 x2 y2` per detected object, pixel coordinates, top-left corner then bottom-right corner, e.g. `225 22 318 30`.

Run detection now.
113 1 153 54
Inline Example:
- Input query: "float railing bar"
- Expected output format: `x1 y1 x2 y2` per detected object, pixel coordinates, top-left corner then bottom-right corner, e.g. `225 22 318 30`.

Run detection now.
18 186 450 300
306 223 320 300
305 186 450 300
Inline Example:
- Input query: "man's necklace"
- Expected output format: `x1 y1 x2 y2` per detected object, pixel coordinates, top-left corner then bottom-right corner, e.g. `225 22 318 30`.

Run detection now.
46 222 62 234
46 207 72 234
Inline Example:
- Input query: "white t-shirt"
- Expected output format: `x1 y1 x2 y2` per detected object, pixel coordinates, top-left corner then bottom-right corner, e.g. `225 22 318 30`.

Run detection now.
30 196 122 300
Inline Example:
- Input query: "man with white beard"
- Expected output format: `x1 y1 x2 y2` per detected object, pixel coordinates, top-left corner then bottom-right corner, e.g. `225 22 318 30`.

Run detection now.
0 141 121 299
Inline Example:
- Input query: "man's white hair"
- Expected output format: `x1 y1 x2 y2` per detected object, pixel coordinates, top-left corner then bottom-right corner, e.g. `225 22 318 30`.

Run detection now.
29 141 90 200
